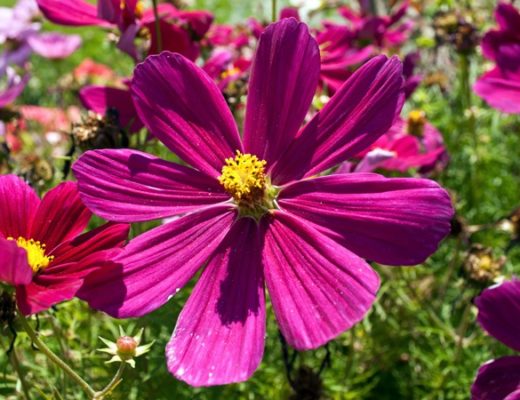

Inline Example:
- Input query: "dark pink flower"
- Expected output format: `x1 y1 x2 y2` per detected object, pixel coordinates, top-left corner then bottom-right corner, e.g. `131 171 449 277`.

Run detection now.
474 2 520 114
79 83 143 133
336 0 413 49
352 111 447 174
73 19 453 386
402 51 422 99
36 0 213 60
471 280 520 400
316 23 374 94
0 175 129 315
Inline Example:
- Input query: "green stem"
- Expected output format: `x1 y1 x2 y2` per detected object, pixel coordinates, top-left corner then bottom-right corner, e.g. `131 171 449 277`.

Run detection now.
94 363 126 400
152 0 162 53
17 312 96 398
272 0 277 22
9 349 31 400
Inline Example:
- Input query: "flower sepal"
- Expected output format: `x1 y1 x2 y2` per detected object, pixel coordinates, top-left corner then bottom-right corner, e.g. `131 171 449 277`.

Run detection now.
98 327 154 368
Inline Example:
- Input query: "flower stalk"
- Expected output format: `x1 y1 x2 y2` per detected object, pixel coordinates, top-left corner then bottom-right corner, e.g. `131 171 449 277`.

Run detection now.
152 0 162 52
17 310 97 398
93 363 126 400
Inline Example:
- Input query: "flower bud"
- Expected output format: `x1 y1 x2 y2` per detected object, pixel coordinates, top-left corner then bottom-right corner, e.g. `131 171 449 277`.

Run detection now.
116 336 138 360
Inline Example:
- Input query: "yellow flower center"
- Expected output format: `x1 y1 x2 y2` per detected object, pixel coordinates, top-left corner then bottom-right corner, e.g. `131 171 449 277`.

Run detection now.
120 0 144 18
7 237 54 273
134 1 145 18
219 151 267 201
220 67 242 81
219 151 278 220
407 110 427 137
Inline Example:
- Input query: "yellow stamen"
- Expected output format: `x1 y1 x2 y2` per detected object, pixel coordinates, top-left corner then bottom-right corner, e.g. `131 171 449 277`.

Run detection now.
219 151 267 202
135 1 144 18
407 109 427 137
7 236 54 273
220 67 241 81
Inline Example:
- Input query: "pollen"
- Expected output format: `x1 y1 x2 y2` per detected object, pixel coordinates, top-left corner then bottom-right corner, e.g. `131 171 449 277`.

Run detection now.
407 109 427 137
7 236 54 273
220 67 242 80
135 1 145 18
219 151 267 201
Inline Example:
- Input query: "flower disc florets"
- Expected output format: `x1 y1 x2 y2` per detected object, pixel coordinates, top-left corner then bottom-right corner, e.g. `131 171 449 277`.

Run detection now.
7 236 54 273
407 110 426 137
219 151 278 220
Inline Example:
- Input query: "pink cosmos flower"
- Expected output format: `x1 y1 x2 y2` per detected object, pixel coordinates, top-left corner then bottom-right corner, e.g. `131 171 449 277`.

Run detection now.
351 111 447 174
0 175 129 315
73 19 453 386
73 58 116 84
36 0 213 60
79 81 143 133
334 0 413 49
1 0 82 70
474 2 520 114
471 280 520 400
316 23 374 94
26 32 82 59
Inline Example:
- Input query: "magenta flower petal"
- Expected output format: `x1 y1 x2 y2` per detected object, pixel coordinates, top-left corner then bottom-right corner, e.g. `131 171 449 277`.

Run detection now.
495 3 520 33
73 149 230 222
17 250 122 315
78 205 236 318
262 211 380 350
471 356 520 400
0 72 30 108
131 52 242 178
0 237 33 285
16 277 82 315
243 18 319 166
145 20 199 60
97 0 120 23
79 85 143 132
36 0 111 27
475 280 520 352
474 67 520 114
50 222 129 265
271 55 404 184
29 182 91 252
167 218 265 386
0 174 40 238
278 173 453 266
27 33 82 59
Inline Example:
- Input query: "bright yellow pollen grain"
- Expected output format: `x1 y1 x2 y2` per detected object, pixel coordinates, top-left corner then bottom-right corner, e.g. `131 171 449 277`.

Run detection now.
219 151 267 201
7 236 54 273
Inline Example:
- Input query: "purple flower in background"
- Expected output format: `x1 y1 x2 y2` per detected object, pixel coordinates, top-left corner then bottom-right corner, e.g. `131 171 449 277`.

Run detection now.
402 51 422 99
0 67 30 108
79 81 144 133
36 0 213 60
474 2 520 114
26 32 82 59
351 110 447 174
316 23 374 94
335 0 414 49
73 19 453 386
471 280 520 400
0 0 82 73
